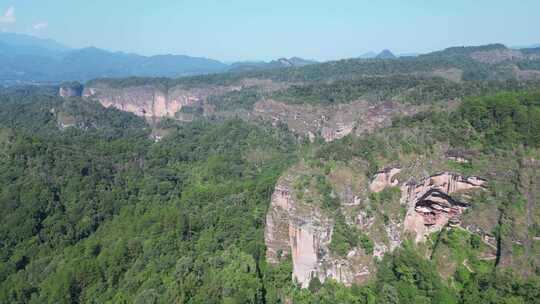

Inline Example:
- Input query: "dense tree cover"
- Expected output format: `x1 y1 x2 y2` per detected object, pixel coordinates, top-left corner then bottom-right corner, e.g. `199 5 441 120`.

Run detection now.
516 60 540 71
207 88 263 111
459 91 540 147
0 99 298 303
0 85 58 105
87 44 524 92
1 87 539 303
0 90 147 138
272 77 540 106
0 89 330 304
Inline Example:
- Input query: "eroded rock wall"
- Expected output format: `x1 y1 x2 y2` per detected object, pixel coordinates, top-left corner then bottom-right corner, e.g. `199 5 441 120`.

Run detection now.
265 167 488 287
253 100 422 142
265 176 368 287
401 173 486 242
82 84 226 118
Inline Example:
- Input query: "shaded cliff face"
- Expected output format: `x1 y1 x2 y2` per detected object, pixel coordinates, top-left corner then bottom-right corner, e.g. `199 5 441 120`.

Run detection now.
265 160 489 287
59 83 84 98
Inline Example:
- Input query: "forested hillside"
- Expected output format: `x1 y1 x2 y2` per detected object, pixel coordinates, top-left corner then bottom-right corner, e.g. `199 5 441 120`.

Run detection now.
0 80 539 303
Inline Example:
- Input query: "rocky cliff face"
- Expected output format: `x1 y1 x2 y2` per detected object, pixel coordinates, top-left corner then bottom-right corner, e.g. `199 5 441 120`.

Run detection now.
265 173 372 287
253 100 423 142
265 164 488 287
399 173 486 242
470 49 525 64
59 84 83 98
82 84 236 119
74 80 424 142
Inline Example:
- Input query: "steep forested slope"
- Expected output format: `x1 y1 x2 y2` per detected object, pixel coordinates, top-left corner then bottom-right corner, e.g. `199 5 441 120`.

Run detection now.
0 76 539 303
0 92 298 303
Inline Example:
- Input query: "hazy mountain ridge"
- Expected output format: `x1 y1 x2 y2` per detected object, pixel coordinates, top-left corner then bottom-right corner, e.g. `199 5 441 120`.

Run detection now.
375 49 396 59
227 57 317 72
0 33 319 84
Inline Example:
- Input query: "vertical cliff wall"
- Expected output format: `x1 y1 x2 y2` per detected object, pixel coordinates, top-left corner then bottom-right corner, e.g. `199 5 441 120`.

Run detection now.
265 165 489 287
82 85 209 118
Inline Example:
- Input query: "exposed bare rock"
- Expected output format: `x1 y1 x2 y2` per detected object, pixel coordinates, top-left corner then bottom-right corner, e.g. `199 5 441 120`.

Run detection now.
83 84 232 118
265 180 334 287
265 177 372 287
402 172 486 242
253 100 422 142
266 166 488 288
59 83 83 98
82 79 290 119
265 184 294 264
369 167 401 193
470 49 524 64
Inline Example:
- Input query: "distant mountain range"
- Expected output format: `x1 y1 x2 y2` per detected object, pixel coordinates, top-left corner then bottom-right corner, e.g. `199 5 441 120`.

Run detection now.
359 49 419 59
375 49 396 59
227 57 318 72
0 33 317 85
1 32 538 85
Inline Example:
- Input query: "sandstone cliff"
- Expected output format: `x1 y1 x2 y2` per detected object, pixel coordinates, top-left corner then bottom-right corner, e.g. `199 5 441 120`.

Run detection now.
399 173 486 243
65 80 425 142
265 162 489 287
253 100 423 142
78 78 292 120
265 171 372 287
82 84 234 119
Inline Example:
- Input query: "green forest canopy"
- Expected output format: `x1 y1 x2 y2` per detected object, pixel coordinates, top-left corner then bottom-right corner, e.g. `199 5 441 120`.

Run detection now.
0 87 539 303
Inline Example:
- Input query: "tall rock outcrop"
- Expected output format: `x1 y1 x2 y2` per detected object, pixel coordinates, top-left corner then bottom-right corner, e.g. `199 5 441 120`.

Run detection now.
265 176 371 287
401 173 486 242
72 79 423 142
82 84 225 118
265 167 488 287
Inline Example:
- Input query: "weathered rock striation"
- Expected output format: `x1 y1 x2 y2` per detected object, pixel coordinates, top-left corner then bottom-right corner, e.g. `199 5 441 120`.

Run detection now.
401 173 486 242
63 80 424 142
253 100 422 142
265 177 370 287
265 168 488 287
82 84 233 118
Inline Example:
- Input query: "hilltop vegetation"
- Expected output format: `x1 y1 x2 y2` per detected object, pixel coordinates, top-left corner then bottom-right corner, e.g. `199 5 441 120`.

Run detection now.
89 43 540 89
0 80 539 303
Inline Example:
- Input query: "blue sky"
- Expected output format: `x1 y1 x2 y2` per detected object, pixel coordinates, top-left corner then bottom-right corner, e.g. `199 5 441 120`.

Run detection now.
1 0 539 61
